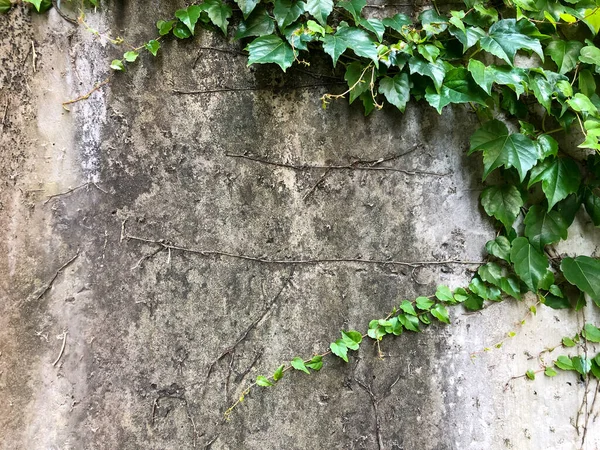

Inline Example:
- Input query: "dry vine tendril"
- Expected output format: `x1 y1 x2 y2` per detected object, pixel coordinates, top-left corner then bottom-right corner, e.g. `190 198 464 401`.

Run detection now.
7 0 600 428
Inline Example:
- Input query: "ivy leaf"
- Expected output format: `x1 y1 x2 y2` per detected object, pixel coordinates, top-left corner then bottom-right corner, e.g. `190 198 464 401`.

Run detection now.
341 330 362 350
500 275 522 299
430 303 450 324
175 5 204 35
419 9 448 35
524 205 568 250
479 19 545 66
382 13 411 32
478 262 505 287
172 22 192 39
378 73 410 112
110 59 125 71
579 45 600 66
273 364 285 381
469 120 540 182
305 0 333 26
584 188 600 226
145 40 161 57
291 357 310 374
464 292 485 310
554 355 574 371
157 20 176 36
449 25 486 52
528 157 582 211
399 300 417 316
582 323 600 343
0 0 12 14
568 93 599 116
485 236 511 262
246 35 295 72
398 313 420 332
338 0 366 23
334 27 379 65
572 356 591 375
545 40 583 74
582 8 600 35
526 369 536 380
510 237 551 292
274 0 306 30
543 293 571 309
409 57 446 92
435 285 454 302
235 0 259 19
23 0 42 11
123 51 139 62
536 134 559 160
344 62 370 104
545 367 557 377
415 296 434 311
359 18 385 42
467 61 527 96
561 256 600 305
562 336 576 347
256 375 274 386
480 185 524 229
306 355 323 371
330 340 349 362
235 6 275 39
205 0 233 34
425 67 489 113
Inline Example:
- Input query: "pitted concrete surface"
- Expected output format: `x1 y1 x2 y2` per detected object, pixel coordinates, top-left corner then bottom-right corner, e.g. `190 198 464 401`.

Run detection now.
1 2 599 449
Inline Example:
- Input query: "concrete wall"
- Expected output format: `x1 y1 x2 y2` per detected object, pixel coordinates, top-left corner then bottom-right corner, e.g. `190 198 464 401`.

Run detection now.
1 2 599 449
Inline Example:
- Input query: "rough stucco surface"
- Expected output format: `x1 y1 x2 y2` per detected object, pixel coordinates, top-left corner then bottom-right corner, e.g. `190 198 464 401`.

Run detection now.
1 2 600 449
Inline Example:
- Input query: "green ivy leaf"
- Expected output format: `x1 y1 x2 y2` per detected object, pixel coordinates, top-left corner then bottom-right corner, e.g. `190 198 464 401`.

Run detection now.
0 0 12 14
579 45 600 66
330 340 349 362
578 69 597 98
572 356 591 375
467 61 527 96
235 0 260 19
543 294 571 309
273 364 285 381
561 256 600 305
463 292 485 310
430 303 450 324
435 285 454 302
500 275 522 299
337 0 366 23
582 8 600 35
306 355 323 371
478 262 505 287
562 336 576 347
123 51 139 63
344 62 370 104
584 188 600 226
110 59 125 71
524 205 568 251
526 369 536 380
545 40 583 74
528 157 581 211
335 27 379 65
591 359 600 379
205 0 233 34
23 0 42 11
291 357 310 374
398 313 420 332
409 57 446 92
536 134 559 160
582 323 600 343
382 13 411 32
305 0 333 26
256 375 274 386
235 6 275 39
359 18 385 42
399 300 417 316
480 184 524 229
246 35 295 72
545 366 557 377
341 330 362 350
173 21 192 39
453 287 469 303
425 67 489 113
469 120 541 182
378 73 410 112
510 237 551 292
415 296 434 311
449 25 486 52
554 355 574 371
567 93 599 116
485 236 511 262
274 0 306 30
157 20 176 36
419 9 448 35
145 40 161 57
479 18 545 66
175 5 204 35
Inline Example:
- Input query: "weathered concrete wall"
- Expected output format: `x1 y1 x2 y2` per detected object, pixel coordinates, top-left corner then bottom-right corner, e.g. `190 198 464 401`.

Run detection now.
1 2 599 449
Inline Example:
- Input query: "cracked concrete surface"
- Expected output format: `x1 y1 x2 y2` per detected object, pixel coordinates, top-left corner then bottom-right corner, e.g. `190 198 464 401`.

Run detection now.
1 2 599 449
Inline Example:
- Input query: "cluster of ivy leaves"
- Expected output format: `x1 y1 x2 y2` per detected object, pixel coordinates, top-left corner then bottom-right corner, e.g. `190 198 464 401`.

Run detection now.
5 0 600 409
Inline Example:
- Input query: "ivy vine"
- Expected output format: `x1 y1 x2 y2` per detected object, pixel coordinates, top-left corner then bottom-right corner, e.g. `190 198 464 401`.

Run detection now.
5 0 600 437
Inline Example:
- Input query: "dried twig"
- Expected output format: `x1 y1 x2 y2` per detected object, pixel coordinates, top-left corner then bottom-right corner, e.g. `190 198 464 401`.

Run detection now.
33 250 80 301
303 168 331 201
62 77 111 110
355 378 384 450
52 331 68 367
124 233 484 269
31 41 37 72
44 182 108 204
0 98 9 134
